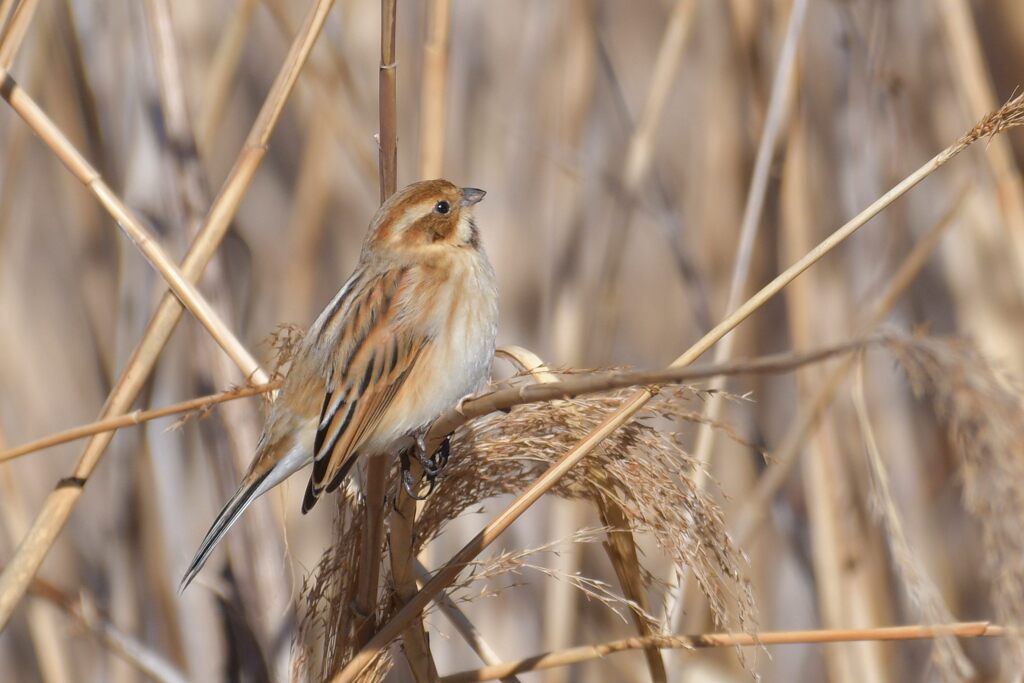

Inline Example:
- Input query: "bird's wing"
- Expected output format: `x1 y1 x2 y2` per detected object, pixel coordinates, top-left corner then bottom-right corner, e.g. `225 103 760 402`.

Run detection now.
302 266 432 512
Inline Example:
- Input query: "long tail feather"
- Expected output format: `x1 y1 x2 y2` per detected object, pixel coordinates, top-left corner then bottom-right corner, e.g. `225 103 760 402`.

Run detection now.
179 470 269 592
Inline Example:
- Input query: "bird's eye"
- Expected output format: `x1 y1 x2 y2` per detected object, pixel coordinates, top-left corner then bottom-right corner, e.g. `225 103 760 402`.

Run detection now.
434 200 451 215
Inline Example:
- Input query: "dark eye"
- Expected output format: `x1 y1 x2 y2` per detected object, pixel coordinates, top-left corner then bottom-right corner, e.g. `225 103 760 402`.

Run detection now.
434 200 451 215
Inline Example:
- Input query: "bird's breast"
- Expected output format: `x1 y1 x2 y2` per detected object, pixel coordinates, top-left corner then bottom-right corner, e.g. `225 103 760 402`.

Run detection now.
386 253 498 437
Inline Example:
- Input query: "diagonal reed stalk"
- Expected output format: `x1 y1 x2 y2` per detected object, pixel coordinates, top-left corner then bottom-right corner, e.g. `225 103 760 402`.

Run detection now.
0 338 878 466
439 621 1006 683
0 68 267 383
332 93 1024 683
0 0 338 630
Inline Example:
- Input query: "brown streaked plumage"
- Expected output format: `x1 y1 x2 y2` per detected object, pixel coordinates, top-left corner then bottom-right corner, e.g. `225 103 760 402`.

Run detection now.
181 179 498 590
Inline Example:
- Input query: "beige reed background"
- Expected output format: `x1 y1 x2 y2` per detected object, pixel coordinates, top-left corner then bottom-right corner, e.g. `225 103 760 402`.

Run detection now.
1 0 1024 682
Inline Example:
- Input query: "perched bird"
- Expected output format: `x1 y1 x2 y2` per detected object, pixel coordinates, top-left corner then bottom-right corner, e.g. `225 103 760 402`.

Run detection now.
181 179 498 590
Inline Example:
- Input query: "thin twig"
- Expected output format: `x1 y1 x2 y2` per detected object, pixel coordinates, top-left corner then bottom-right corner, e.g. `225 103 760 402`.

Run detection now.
589 0 698 359
0 382 279 464
439 622 1005 683
0 0 338 630
331 94 1024 683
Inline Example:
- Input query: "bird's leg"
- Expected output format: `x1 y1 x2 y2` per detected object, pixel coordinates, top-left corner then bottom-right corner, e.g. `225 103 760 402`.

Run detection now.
398 448 431 501
414 432 440 478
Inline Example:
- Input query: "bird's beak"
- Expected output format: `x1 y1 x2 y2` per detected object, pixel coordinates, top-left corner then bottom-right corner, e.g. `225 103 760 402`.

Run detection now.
460 187 486 207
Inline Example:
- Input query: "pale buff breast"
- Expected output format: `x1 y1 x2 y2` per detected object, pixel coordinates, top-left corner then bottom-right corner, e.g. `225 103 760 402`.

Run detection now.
363 248 498 452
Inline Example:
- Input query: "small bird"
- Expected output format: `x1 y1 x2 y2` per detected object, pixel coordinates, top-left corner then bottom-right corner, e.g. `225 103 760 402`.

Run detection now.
181 179 498 590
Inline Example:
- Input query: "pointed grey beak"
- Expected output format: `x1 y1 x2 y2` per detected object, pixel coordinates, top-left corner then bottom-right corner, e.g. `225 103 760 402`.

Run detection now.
460 187 486 206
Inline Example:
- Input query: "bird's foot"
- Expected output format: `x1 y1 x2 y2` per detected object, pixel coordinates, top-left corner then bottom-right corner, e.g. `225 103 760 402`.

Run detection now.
399 448 432 501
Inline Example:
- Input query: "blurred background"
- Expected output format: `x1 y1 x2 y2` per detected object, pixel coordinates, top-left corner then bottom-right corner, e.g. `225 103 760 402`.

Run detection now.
1 0 1024 681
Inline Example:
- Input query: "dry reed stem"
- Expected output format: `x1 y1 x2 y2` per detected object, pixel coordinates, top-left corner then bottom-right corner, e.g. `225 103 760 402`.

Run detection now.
426 336 892 454
730 183 972 547
354 453 389 648
391 467 440 683
261 0 378 186
439 622 1006 683
686 0 807 492
0 0 337 629
0 382 279 464
669 0 807 631
0 0 39 68
0 0 14 38
332 94 1024 683
378 0 397 201
418 0 451 180
0 69 267 384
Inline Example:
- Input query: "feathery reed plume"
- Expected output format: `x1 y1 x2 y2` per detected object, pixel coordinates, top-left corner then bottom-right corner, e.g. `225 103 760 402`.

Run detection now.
888 335 1024 671
298 385 756 679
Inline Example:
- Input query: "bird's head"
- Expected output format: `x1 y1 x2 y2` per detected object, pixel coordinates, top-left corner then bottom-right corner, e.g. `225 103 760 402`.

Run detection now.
365 179 486 254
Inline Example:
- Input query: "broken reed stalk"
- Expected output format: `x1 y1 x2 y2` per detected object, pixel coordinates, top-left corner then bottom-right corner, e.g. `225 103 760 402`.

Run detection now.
0 339 875 466
439 622 1006 683
0 69 266 383
332 94 1024 682
0 0 337 630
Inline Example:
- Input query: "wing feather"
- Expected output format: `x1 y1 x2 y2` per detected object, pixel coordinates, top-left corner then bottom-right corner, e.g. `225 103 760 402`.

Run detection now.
302 268 432 512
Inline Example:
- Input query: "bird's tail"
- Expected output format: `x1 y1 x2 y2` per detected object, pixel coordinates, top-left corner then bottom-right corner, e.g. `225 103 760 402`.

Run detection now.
179 469 270 592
